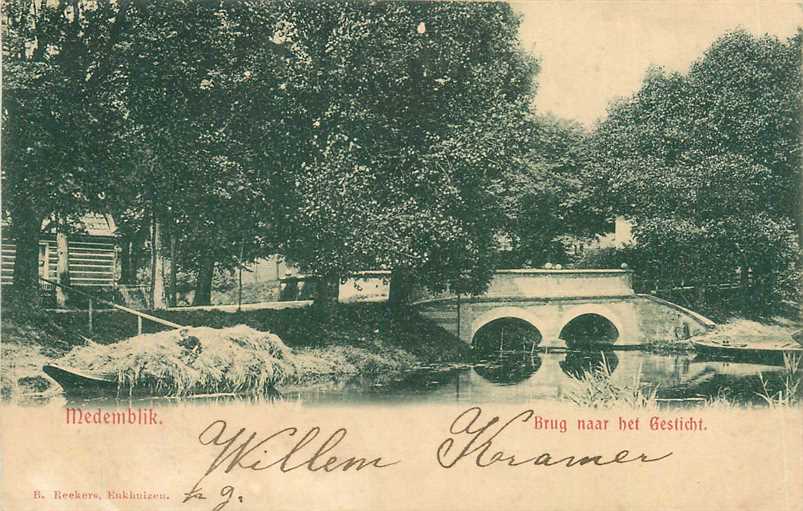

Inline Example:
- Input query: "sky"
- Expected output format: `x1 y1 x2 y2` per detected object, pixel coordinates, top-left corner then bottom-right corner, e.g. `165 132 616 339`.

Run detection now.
512 1 802 127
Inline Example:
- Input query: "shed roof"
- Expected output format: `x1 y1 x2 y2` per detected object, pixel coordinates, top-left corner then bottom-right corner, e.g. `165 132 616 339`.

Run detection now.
2 213 117 237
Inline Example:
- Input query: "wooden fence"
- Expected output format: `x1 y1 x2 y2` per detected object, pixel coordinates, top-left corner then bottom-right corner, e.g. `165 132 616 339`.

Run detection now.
39 277 183 335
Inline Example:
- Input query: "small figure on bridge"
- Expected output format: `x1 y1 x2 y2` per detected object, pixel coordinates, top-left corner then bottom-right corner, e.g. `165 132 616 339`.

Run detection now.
674 322 691 340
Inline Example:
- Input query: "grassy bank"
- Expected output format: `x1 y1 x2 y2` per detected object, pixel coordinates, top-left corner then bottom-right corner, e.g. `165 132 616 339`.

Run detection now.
644 315 801 355
689 316 801 346
1 303 470 402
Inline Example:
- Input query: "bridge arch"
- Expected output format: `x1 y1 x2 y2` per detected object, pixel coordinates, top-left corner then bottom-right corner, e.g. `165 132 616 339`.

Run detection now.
470 307 547 347
413 270 715 346
558 305 625 346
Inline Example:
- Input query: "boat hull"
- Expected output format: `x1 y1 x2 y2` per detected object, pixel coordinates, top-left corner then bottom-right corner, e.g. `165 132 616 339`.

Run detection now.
42 364 121 398
692 340 802 364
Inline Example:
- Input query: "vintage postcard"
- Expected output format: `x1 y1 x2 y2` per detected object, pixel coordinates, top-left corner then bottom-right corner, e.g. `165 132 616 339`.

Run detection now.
1 0 801 509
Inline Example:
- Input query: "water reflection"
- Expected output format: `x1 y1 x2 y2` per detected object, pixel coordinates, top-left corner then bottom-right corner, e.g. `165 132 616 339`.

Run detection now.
559 314 619 349
473 353 542 385
47 349 796 408
472 318 541 356
559 351 620 380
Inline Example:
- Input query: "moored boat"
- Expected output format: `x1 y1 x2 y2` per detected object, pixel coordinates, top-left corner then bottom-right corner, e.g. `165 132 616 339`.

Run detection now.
691 338 802 364
42 364 121 398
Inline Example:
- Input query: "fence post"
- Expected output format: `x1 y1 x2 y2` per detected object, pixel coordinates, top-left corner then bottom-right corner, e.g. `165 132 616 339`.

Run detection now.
138 315 143 335
88 299 93 333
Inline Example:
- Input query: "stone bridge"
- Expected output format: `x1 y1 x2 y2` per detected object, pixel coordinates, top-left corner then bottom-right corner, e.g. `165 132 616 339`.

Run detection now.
413 269 715 348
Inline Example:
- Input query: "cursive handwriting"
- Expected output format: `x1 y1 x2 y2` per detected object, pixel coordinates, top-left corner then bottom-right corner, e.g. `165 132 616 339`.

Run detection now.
183 408 675 508
183 419 398 508
197 419 399 475
437 407 673 468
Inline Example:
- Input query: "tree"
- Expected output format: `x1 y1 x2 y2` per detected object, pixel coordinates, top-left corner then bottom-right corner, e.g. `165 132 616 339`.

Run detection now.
2 0 130 305
497 114 606 268
274 1 538 306
587 30 801 307
103 0 294 307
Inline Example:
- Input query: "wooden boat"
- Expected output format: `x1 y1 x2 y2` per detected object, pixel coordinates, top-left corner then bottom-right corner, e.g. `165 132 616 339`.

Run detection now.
42 364 281 401
42 364 120 398
691 338 802 363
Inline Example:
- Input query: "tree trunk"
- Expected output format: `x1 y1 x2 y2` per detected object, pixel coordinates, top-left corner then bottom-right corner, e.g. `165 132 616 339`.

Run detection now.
387 267 413 311
746 265 763 310
10 208 43 308
313 273 339 307
150 215 167 310
168 229 177 307
192 255 214 306
119 237 132 285
128 230 145 284
695 282 706 307
55 229 70 307
740 265 750 309
763 271 777 309
751 265 775 311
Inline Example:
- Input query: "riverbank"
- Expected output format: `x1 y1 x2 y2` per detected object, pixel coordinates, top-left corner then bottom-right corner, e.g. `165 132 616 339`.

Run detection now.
613 315 801 409
3 304 800 405
690 316 801 346
643 314 801 355
1 303 471 403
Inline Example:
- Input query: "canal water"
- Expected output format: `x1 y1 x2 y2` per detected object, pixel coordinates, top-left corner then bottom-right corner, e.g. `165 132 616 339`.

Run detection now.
48 349 794 408
278 350 796 407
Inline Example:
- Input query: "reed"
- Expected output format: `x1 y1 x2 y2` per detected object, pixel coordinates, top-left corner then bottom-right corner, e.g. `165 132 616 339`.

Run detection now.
566 354 659 409
756 352 801 407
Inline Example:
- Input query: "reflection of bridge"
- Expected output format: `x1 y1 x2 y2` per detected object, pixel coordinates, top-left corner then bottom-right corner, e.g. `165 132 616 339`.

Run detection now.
412 269 715 348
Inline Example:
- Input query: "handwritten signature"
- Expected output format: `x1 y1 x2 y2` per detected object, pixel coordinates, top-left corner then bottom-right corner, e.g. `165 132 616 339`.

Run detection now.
183 407 672 509
437 407 673 468
182 419 398 509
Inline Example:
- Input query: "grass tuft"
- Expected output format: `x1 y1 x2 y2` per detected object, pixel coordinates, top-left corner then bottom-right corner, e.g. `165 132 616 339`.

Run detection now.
756 352 801 407
566 354 659 409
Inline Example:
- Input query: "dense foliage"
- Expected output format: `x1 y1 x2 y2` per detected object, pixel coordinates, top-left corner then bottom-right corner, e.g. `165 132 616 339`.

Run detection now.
2 0 545 307
271 2 539 302
2 0 130 304
586 30 801 308
3 2 797 315
497 114 604 268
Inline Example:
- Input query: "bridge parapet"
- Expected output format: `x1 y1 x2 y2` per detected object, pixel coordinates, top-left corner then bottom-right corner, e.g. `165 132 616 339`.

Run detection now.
487 269 634 300
412 269 635 303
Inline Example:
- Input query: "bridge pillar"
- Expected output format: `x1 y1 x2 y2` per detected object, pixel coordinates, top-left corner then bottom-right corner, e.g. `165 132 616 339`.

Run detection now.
540 336 564 349
537 317 564 349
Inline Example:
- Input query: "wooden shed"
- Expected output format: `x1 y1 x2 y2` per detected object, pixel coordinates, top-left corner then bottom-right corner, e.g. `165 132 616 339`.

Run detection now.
1 214 118 288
